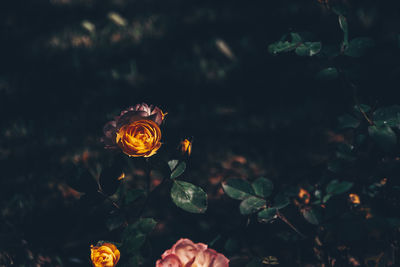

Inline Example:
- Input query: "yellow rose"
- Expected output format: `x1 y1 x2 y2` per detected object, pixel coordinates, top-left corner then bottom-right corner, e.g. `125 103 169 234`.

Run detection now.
115 119 162 157
90 243 120 267
102 103 165 157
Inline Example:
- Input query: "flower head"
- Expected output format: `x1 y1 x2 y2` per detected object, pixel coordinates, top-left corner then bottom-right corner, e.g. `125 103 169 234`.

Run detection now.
179 138 192 156
90 242 120 267
102 103 165 157
156 238 229 267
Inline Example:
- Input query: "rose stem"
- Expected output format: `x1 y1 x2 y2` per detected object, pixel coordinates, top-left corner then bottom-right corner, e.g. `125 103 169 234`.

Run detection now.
276 210 306 239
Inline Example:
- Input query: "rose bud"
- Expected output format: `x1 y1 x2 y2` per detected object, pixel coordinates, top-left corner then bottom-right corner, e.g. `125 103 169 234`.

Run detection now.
90 242 120 267
156 238 229 267
178 138 192 157
102 103 166 157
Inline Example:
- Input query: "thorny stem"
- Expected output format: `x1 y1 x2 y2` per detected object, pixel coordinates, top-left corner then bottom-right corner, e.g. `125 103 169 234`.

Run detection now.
276 210 307 239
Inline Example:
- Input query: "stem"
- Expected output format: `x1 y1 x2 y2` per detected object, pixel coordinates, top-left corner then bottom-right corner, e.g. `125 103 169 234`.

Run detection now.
137 159 152 217
98 190 121 210
276 210 306 239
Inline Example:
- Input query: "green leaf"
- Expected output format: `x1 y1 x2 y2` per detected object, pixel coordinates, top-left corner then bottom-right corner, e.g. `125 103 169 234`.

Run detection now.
344 37 375 57
295 42 322 56
252 177 273 198
124 189 145 205
273 193 290 209
133 218 157 234
337 114 360 129
302 207 321 225
327 159 344 173
373 105 400 127
326 180 353 195
316 67 338 80
322 194 332 203
106 213 125 231
122 218 157 254
168 159 179 170
222 178 255 200
170 161 186 179
257 208 277 222
268 41 297 55
335 143 356 161
368 125 397 152
290 32 302 43
171 180 207 213
149 157 171 179
239 196 266 215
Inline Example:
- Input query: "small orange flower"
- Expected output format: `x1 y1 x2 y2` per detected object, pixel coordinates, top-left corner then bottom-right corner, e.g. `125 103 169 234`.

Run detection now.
349 193 361 204
298 188 310 204
116 119 162 157
90 242 120 267
179 139 192 156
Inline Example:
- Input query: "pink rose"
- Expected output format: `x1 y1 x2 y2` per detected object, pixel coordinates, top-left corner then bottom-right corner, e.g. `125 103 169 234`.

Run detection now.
156 238 229 267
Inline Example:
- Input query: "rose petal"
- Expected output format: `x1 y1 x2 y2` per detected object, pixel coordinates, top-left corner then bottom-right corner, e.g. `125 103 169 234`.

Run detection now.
156 254 183 267
190 249 217 267
211 253 229 267
164 239 202 265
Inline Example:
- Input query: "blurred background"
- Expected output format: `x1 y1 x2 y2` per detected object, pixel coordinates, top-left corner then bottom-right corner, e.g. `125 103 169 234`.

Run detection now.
1 0 400 266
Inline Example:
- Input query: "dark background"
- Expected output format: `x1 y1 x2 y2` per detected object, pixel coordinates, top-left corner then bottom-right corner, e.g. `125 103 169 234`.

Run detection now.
1 0 400 266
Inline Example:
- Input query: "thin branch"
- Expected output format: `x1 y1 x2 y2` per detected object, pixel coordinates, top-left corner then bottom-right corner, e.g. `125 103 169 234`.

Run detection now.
276 210 306 239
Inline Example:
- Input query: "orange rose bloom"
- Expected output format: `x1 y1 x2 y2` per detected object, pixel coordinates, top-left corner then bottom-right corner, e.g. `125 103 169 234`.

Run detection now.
90 243 120 267
179 139 192 156
102 103 165 157
116 119 162 157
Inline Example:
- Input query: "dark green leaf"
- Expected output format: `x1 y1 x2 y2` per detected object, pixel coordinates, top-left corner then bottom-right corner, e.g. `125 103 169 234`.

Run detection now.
149 157 171 179
99 162 124 196
290 32 302 43
252 177 273 198
258 208 277 222
170 161 186 179
302 207 321 225
222 178 255 200
373 105 400 127
106 213 125 231
368 125 397 152
335 143 356 161
326 180 353 195
273 193 290 209
124 189 145 205
295 42 321 56
322 194 332 203
239 196 266 215
171 180 207 213
337 114 360 129
268 41 297 55
224 238 239 253
133 218 157 234
66 164 98 194
344 37 375 57
316 67 338 80
327 159 344 173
